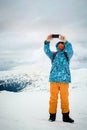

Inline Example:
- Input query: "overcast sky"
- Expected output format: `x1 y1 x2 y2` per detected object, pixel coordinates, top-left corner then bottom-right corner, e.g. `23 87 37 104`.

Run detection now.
0 0 87 69
0 0 87 45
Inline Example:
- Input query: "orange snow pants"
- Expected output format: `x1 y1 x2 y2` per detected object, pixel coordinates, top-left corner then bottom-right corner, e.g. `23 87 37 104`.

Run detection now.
49 82 70 114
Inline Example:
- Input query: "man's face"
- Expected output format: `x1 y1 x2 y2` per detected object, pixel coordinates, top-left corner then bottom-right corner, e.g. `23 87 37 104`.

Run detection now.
58 43 65 50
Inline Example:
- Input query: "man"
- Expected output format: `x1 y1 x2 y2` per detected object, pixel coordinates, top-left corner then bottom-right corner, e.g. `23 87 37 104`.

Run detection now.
44 34 74 123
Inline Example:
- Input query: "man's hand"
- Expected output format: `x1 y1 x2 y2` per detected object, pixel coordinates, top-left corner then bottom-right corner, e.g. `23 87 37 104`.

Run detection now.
46 34 52 42
59 35 67 43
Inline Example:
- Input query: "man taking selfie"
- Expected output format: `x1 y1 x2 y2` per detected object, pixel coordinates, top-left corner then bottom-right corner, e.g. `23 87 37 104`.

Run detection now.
44 34 74 123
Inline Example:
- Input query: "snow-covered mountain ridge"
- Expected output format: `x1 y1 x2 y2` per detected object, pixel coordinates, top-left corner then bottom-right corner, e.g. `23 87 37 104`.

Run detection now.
0 66 87 92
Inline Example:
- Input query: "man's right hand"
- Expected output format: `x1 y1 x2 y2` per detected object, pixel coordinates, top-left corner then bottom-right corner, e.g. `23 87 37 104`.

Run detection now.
46 34 52 42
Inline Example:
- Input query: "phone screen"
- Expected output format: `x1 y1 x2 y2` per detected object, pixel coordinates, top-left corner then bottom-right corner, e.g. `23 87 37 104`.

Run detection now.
52 34 59 38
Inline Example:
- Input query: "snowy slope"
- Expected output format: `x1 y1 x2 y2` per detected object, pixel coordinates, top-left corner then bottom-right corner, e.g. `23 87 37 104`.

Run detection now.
0 67 87 130
0 68 49 92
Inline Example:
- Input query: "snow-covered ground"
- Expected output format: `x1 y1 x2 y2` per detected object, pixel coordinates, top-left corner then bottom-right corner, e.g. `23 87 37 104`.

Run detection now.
0 66 87 130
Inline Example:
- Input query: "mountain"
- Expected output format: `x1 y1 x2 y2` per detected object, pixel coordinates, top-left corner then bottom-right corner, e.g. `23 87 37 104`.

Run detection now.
0 66 87 130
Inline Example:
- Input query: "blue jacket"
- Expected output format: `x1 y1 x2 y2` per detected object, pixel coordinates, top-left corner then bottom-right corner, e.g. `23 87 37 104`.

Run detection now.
44 41 73 83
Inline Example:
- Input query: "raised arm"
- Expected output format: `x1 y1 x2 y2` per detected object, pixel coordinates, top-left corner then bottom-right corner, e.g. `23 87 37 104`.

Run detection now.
59 35 74 60
64 41 73 60
44 34 54 60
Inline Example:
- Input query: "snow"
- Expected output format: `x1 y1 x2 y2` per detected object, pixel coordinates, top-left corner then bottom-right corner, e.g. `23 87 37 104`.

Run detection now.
0 67 87 130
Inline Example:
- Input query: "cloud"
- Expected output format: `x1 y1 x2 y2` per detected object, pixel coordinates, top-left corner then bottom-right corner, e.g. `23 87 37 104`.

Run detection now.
0 0 87 33
0 0 87 69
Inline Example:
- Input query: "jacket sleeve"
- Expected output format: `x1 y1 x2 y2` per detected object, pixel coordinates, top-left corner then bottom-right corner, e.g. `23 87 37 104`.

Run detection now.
64 41 74 60
44 40 53 60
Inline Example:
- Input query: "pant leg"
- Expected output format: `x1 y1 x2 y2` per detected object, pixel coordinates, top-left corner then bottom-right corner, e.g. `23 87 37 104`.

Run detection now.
60 83 70 113
49 82 59 114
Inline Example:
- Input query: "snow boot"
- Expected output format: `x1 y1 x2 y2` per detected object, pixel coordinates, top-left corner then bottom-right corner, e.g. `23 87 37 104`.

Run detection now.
62 112 74 123
49 113 56 122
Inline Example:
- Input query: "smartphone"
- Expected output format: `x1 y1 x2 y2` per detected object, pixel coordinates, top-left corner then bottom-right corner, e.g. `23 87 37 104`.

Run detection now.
52 34 59 38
